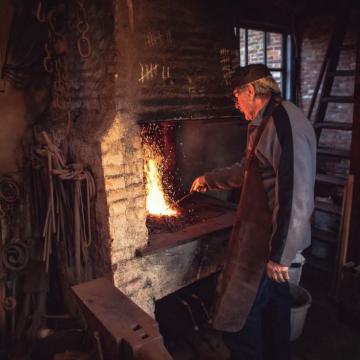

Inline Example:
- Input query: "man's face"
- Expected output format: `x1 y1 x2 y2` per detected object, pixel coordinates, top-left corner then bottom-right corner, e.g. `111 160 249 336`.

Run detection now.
233 85 256 121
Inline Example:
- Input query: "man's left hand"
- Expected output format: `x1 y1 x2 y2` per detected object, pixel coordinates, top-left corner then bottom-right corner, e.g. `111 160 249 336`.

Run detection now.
266 260 289 283
190 176 208 193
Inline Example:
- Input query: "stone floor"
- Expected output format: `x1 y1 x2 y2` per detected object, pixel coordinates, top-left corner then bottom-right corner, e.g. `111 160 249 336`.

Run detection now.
291 266 360 360
168 266 360 360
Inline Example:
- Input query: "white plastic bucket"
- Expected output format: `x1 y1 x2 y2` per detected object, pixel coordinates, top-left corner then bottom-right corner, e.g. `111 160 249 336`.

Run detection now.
290 284 312 341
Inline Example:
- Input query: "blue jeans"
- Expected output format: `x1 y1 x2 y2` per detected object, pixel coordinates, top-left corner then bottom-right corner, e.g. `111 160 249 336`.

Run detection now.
222 275 290 360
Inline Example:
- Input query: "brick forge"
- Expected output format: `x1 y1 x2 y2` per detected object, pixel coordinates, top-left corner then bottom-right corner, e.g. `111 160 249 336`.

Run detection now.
98 112 229 317
99 112 230 317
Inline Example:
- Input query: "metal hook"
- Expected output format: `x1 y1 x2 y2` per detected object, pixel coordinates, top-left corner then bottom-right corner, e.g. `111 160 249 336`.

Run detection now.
77 37 92 59
36 1 47 23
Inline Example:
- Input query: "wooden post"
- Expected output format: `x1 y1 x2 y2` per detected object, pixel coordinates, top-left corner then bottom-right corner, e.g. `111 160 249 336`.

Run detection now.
349 25 360 263
335 175 354 298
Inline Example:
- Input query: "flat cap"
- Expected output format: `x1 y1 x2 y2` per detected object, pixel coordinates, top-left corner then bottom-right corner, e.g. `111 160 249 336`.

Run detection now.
231 64 271 89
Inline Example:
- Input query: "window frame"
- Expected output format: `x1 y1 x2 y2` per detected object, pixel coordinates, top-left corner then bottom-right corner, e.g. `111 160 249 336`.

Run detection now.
236 26 293 101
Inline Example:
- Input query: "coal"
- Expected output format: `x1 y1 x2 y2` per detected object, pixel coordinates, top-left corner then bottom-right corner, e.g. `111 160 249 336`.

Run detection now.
146 195 227 235
146 208 201 234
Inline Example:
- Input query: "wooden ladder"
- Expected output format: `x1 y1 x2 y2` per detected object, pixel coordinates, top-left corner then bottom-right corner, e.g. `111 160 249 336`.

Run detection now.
306 3 360 284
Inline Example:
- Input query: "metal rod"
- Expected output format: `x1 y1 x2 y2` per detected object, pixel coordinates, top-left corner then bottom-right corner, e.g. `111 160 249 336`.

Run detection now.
191 294 211 323
137 115 247 125
174 192 193 205
245 28 248 66
264 31 267 66
178 297 199 331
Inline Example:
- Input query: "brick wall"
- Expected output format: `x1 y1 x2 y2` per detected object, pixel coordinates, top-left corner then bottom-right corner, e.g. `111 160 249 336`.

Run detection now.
247 30 265 63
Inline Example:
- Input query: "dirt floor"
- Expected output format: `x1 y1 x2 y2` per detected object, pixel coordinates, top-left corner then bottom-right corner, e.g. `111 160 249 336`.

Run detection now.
168 266 360 360
19 265 360 360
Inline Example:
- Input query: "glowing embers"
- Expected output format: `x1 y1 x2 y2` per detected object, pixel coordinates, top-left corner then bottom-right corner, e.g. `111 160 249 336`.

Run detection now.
145 156 179 217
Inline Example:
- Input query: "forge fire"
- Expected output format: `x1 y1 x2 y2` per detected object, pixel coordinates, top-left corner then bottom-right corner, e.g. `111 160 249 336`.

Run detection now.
142 122 180 218
144 157 179 216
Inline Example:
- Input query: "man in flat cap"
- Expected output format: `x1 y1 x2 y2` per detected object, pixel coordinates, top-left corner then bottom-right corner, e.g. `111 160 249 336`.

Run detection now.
191 64 316 359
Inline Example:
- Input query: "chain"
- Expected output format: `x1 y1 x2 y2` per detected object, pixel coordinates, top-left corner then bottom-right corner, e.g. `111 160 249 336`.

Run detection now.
76 0 92 59
36 0 93 140
53 56 69 110
43 39 54 73
39 2 67 74
36 1 72 138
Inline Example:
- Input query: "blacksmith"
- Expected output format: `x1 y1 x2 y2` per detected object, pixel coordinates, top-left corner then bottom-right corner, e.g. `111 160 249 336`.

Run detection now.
191 64 316 360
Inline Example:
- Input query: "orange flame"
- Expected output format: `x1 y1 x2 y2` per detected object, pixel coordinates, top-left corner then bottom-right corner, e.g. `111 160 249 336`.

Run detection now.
145 158 178 216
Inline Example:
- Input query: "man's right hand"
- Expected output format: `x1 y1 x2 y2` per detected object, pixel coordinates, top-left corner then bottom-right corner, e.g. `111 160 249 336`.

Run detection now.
266 260 289 283
190 176 208 193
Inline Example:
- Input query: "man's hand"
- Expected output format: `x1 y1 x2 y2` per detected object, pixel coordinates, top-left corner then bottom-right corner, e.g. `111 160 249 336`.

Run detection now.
266 260 289 283
190 176 208 193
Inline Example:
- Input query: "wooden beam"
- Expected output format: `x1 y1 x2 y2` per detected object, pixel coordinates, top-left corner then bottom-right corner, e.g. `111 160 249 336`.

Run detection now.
350 26 360 174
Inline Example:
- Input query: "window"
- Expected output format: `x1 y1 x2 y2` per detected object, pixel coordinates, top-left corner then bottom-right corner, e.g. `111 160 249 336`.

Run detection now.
237 27 292 100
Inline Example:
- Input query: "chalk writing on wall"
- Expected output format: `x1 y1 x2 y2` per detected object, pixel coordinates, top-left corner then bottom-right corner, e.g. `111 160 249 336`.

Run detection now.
219 48 239 86
139 63 171 83
146 31 173 49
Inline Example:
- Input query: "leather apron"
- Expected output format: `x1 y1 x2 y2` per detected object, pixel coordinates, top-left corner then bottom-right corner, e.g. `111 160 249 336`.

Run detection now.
213 97 281 332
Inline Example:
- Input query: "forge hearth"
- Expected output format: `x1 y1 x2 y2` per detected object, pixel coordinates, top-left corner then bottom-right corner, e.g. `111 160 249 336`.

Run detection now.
138 193 236 255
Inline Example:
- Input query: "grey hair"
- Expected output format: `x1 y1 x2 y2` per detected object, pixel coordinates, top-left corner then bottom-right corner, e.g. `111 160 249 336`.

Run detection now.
251 75 281 97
